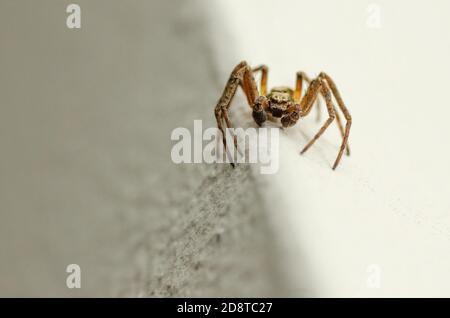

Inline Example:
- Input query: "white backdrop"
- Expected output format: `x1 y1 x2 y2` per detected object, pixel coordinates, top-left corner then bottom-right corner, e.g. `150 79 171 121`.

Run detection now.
209 0 450 296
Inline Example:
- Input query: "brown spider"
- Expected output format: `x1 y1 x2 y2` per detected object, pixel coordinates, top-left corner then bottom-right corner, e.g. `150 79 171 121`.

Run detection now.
214 61 352 170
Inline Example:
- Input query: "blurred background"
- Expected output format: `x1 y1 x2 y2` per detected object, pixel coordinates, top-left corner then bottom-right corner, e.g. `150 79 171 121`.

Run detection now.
0 0 228 297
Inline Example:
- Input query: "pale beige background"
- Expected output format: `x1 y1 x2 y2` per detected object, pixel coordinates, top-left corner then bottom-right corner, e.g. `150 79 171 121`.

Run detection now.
215 0 450 296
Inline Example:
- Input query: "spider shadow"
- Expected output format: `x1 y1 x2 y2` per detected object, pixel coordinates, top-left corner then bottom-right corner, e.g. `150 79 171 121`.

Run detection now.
280 123 337 169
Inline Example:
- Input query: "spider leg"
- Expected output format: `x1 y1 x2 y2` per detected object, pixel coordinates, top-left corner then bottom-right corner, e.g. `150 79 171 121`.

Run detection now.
295 71 322 122
214 107 234 167
252 65 268 96
319 72 352 168
300 79 336 164
333 108 351 156
214 61 259 166
222 109 243 158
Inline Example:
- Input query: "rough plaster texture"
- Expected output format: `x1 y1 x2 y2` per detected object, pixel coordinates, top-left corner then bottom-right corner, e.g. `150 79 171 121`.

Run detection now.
0 0 287 297
145 165 288 297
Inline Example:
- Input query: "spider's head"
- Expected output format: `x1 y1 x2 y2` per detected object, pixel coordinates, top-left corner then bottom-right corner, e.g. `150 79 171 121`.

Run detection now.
267 87 294 118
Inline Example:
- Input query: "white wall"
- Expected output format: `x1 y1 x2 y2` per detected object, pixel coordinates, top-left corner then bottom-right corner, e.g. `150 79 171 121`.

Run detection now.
213 0 450 296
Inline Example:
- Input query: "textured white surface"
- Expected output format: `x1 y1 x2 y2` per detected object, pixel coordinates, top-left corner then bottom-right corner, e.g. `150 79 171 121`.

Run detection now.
214 0 450 296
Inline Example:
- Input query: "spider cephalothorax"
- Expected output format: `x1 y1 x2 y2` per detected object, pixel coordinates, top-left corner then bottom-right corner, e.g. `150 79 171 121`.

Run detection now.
267 87 293 117
214 61 352 170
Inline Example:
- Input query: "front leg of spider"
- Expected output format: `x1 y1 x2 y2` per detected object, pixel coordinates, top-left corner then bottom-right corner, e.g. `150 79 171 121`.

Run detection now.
214 61 260 167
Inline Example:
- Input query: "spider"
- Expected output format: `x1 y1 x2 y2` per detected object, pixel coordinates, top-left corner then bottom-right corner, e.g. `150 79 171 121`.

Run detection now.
214 61 352 170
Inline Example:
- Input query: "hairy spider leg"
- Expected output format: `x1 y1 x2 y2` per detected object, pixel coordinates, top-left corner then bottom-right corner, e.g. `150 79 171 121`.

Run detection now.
319 72 352 165
299 79 336 166
299 75 351 170
252 65 268 96
295 71 322 122
214 61 259 166
297 71 349 156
